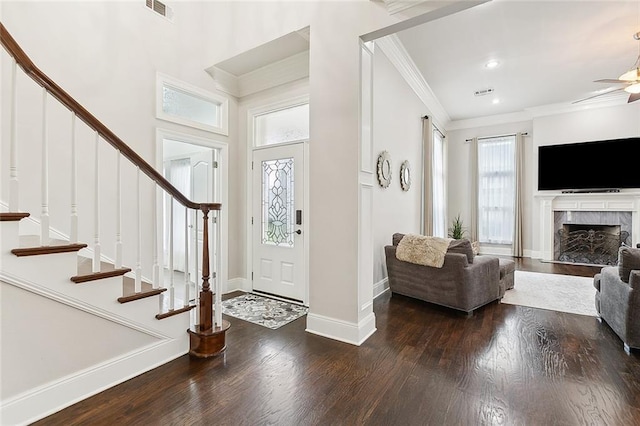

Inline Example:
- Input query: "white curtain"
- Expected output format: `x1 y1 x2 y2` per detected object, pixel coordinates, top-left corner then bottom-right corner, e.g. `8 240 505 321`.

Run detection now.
421 116 434 235
477 135 516 244
432 129 446 238
164 158 191 272
513 132 525 257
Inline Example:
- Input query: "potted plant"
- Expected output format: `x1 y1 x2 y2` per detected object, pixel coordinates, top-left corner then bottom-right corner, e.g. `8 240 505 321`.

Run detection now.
448 214 467 240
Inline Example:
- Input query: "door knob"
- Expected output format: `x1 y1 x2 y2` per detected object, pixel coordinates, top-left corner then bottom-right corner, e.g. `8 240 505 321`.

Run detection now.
295 229 302 235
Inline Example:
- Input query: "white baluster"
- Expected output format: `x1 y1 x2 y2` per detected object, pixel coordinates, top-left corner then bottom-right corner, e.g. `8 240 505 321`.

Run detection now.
40 89 50 246
115 151 122 268
184 206 190 307
215 209 222 327
169 195 175 310
9 58 19 211
194 210 200 324
70 114 78 243
135 167 142 293
152 186 160 290
93 132 101 272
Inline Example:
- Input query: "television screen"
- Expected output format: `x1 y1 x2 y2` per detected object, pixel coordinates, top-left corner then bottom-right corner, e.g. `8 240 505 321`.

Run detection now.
538 137 640 191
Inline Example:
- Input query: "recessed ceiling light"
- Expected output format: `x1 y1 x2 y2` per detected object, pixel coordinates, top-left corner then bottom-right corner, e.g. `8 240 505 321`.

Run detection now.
485 60 500 69
492 98 500 104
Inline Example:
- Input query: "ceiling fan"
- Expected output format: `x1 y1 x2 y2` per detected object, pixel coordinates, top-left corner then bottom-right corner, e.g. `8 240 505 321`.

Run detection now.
573 31 640 104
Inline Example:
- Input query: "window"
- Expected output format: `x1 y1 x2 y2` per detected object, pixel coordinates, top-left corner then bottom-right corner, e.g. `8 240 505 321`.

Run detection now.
432 129 446 237
477 135 516 244
156 73 228 135
254 103 309 147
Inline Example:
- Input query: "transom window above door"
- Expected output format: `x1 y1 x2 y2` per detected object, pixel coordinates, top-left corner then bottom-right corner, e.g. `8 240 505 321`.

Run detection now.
156 73 229 135
253 102 309 147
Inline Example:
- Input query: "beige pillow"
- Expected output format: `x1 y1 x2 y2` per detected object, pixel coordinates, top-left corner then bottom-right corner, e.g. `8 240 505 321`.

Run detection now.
471 241 480 255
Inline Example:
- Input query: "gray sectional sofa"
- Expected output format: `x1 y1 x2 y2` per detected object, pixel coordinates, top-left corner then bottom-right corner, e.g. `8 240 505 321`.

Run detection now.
385 233 514 314
594 246 640 351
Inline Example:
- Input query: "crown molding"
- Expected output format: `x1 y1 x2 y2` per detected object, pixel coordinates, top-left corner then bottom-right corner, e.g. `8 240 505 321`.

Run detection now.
447 91 631 130
375 34 451 129
525 91 629 118
206 50 309 99
446 111 533 131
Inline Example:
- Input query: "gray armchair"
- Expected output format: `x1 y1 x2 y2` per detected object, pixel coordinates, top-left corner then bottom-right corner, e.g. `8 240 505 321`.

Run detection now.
385 234 503 314
594 246 640 351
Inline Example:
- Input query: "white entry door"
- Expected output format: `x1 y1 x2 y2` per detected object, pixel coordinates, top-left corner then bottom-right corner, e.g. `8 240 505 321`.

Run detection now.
252 143 305 302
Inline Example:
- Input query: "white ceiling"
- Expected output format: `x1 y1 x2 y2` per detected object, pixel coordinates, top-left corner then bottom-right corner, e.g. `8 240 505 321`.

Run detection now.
396 0 640 122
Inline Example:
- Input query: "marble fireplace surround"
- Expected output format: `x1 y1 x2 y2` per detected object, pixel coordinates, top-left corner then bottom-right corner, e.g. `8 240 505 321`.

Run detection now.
538 192 640 261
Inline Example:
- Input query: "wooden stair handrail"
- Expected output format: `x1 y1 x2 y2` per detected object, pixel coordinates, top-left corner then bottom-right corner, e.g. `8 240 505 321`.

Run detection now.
0 22 220 212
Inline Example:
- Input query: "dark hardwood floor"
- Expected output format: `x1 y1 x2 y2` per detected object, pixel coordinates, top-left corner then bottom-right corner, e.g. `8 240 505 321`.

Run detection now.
34 259 640 426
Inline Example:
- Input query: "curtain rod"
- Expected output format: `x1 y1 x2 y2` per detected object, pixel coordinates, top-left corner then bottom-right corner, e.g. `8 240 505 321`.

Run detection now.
464 132 529 143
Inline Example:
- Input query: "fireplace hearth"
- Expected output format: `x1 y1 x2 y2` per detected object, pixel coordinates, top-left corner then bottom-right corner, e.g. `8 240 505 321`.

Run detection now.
557 224 628 265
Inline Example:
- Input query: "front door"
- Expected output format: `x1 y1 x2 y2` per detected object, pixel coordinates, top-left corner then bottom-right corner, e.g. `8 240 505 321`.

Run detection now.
252 143 305 302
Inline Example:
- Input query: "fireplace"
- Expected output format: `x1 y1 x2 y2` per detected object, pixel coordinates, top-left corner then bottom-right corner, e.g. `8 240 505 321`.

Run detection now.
536 192 640 263
557 224 628 265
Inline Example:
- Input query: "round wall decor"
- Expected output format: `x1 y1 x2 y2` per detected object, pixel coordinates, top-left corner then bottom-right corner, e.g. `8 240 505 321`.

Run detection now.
376 151 392 188
400 160 411 191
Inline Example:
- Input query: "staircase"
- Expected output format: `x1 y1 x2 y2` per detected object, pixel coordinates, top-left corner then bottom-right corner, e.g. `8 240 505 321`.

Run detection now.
0 22 228 425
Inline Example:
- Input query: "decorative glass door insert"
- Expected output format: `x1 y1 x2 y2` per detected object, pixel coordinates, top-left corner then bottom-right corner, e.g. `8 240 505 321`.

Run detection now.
261 158 294 247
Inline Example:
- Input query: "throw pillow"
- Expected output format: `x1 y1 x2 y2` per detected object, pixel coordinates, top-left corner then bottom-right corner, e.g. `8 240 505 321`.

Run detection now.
618 246 640 283
471 241 480 255
448 238 474 264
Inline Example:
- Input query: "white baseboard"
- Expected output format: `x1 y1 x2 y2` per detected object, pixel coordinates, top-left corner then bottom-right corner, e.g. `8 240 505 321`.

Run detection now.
0 337 187 426
306 312 377 346
373 277 389 299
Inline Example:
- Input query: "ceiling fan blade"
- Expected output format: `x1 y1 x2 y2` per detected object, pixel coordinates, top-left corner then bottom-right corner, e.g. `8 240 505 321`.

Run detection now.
628 92 640 103
572 87 624 104
593 79 628 84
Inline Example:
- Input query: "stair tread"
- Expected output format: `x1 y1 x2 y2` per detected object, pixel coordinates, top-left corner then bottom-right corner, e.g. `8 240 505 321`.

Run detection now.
156 304 196 320
12 236 87 256
0 212 30 221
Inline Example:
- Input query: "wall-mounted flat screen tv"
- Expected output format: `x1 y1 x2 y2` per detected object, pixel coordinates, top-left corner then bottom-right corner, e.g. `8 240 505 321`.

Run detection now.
538 137 640 191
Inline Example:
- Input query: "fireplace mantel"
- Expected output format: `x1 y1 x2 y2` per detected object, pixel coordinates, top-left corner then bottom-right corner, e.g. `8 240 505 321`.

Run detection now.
536 192 640 260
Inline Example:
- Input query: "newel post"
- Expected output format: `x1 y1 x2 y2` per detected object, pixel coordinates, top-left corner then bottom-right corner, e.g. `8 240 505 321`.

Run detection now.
200 206 213 331
187 205 230 358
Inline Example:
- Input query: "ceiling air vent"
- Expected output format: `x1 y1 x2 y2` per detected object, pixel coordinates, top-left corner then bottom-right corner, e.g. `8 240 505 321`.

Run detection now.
474 88 495 97
145 0 173 20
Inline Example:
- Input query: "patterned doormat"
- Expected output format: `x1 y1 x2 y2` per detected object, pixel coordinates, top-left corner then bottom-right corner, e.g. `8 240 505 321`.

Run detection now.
221 293 308 329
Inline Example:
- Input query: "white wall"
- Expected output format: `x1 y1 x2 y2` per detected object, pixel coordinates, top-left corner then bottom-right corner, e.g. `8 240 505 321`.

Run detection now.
372 47 425 289
0 282 159 401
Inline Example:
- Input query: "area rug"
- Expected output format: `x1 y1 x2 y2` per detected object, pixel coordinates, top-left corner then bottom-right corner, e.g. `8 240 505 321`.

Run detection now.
222 293 308 329
501 270 598 317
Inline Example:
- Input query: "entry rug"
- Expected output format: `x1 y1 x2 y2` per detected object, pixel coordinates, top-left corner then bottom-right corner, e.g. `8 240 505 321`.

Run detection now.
222 293 308 329
501 270 598 317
